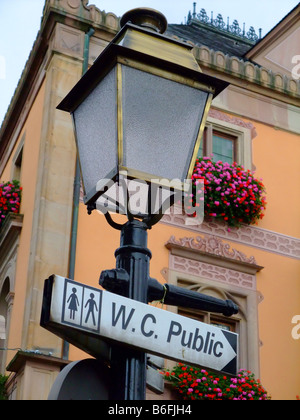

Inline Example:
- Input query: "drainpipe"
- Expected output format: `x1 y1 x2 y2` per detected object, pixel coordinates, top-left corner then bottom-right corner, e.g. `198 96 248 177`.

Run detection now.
62 27 95 360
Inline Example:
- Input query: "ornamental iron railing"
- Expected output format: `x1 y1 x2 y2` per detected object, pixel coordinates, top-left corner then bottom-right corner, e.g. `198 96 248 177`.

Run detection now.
187 4 262 43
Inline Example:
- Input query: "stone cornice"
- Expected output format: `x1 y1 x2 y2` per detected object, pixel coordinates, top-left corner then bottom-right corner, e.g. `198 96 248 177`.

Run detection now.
43 0 119 33
192 45 300 105
6 350 69 373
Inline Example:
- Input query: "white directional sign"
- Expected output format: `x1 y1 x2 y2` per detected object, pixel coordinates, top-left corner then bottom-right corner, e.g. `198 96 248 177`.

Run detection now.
41 275 238 375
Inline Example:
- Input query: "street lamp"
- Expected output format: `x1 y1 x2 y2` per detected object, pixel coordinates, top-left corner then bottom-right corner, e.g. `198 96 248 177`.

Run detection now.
57 8 227 217
57 8 235 400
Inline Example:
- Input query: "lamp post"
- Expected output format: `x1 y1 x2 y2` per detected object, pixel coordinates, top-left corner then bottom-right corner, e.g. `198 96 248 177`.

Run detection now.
57 8 236 400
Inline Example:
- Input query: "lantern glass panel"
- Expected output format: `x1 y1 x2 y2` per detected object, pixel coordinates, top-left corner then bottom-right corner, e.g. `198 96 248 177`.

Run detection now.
73 67 118 196
121 65 209 182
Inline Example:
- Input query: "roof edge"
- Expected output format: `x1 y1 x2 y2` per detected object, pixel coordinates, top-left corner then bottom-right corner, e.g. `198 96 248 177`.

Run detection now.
245 4 300 59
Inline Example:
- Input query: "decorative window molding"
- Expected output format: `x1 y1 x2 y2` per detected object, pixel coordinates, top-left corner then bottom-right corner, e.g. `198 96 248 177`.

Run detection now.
164 233 263 375
205 110 255 170
165 234 263 290
208 109 257 139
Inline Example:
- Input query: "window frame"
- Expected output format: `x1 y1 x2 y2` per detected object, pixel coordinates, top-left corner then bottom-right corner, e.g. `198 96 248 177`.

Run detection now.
199 116 253 170
10 133 25 182
178 307 237 332
165 273 260 376
164 234 263 376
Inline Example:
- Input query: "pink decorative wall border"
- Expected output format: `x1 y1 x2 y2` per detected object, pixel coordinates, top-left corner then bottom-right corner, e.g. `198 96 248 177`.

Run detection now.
162 211 300 260
168 254 257 290
208 108 257 139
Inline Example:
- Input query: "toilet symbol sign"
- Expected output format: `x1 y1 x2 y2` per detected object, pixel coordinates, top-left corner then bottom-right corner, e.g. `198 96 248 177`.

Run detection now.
62 279 101 333
41 275 238 375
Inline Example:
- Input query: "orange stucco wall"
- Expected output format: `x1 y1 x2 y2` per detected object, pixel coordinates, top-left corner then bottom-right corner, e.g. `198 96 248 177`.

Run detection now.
252 121 300 238
3 81 46 354
257 251 300 400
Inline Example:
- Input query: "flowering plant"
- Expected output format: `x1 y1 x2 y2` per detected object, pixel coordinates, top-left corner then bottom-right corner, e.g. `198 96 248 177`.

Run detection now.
163 363 271 400
189 157 266 228
0 180 22 229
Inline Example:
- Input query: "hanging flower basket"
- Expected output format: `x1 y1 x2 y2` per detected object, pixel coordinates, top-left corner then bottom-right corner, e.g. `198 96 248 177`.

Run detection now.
163 363 271 400
0 180 22 229
190 157 267 228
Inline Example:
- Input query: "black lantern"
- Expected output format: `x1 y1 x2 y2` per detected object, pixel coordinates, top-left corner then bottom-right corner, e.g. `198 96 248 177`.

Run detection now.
57 8 227 215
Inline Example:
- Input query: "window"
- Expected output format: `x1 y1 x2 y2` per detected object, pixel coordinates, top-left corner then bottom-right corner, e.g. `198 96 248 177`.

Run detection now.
198 117 254 170
199 127 237 165
11 134 24 182
176 282 239 338
165 235 263 375
179 308 237 333
165 276 258 374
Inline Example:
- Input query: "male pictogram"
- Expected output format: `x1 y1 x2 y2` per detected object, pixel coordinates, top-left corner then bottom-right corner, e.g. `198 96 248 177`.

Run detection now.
85 293 98 326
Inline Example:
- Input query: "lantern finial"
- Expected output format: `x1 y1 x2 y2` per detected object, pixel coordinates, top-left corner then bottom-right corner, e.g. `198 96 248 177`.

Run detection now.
120 8 168 34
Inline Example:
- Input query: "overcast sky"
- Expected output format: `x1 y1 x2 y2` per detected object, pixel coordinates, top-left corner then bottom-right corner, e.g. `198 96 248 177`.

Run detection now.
0 0 299 125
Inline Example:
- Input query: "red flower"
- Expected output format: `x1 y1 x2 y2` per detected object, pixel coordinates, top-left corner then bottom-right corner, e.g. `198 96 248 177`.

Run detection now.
191 158 267 228
0 180 22 229
164 365 271 400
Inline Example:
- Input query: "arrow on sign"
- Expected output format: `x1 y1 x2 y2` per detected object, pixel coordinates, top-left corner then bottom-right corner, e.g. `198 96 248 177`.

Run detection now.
41 275 238 375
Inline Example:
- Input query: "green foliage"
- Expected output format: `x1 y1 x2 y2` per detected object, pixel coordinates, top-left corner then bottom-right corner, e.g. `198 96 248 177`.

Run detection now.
0 375 8 400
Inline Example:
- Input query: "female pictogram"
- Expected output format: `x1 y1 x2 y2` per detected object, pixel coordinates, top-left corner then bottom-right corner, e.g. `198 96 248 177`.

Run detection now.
85 293 98 326
67 287 80 320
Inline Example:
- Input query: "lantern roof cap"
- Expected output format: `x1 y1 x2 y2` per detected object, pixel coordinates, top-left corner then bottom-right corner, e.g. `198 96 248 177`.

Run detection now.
57 19 228 114
120 8 168 34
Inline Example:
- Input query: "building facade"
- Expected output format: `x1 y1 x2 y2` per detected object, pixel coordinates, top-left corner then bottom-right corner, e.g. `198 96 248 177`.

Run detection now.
0 0 299 400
